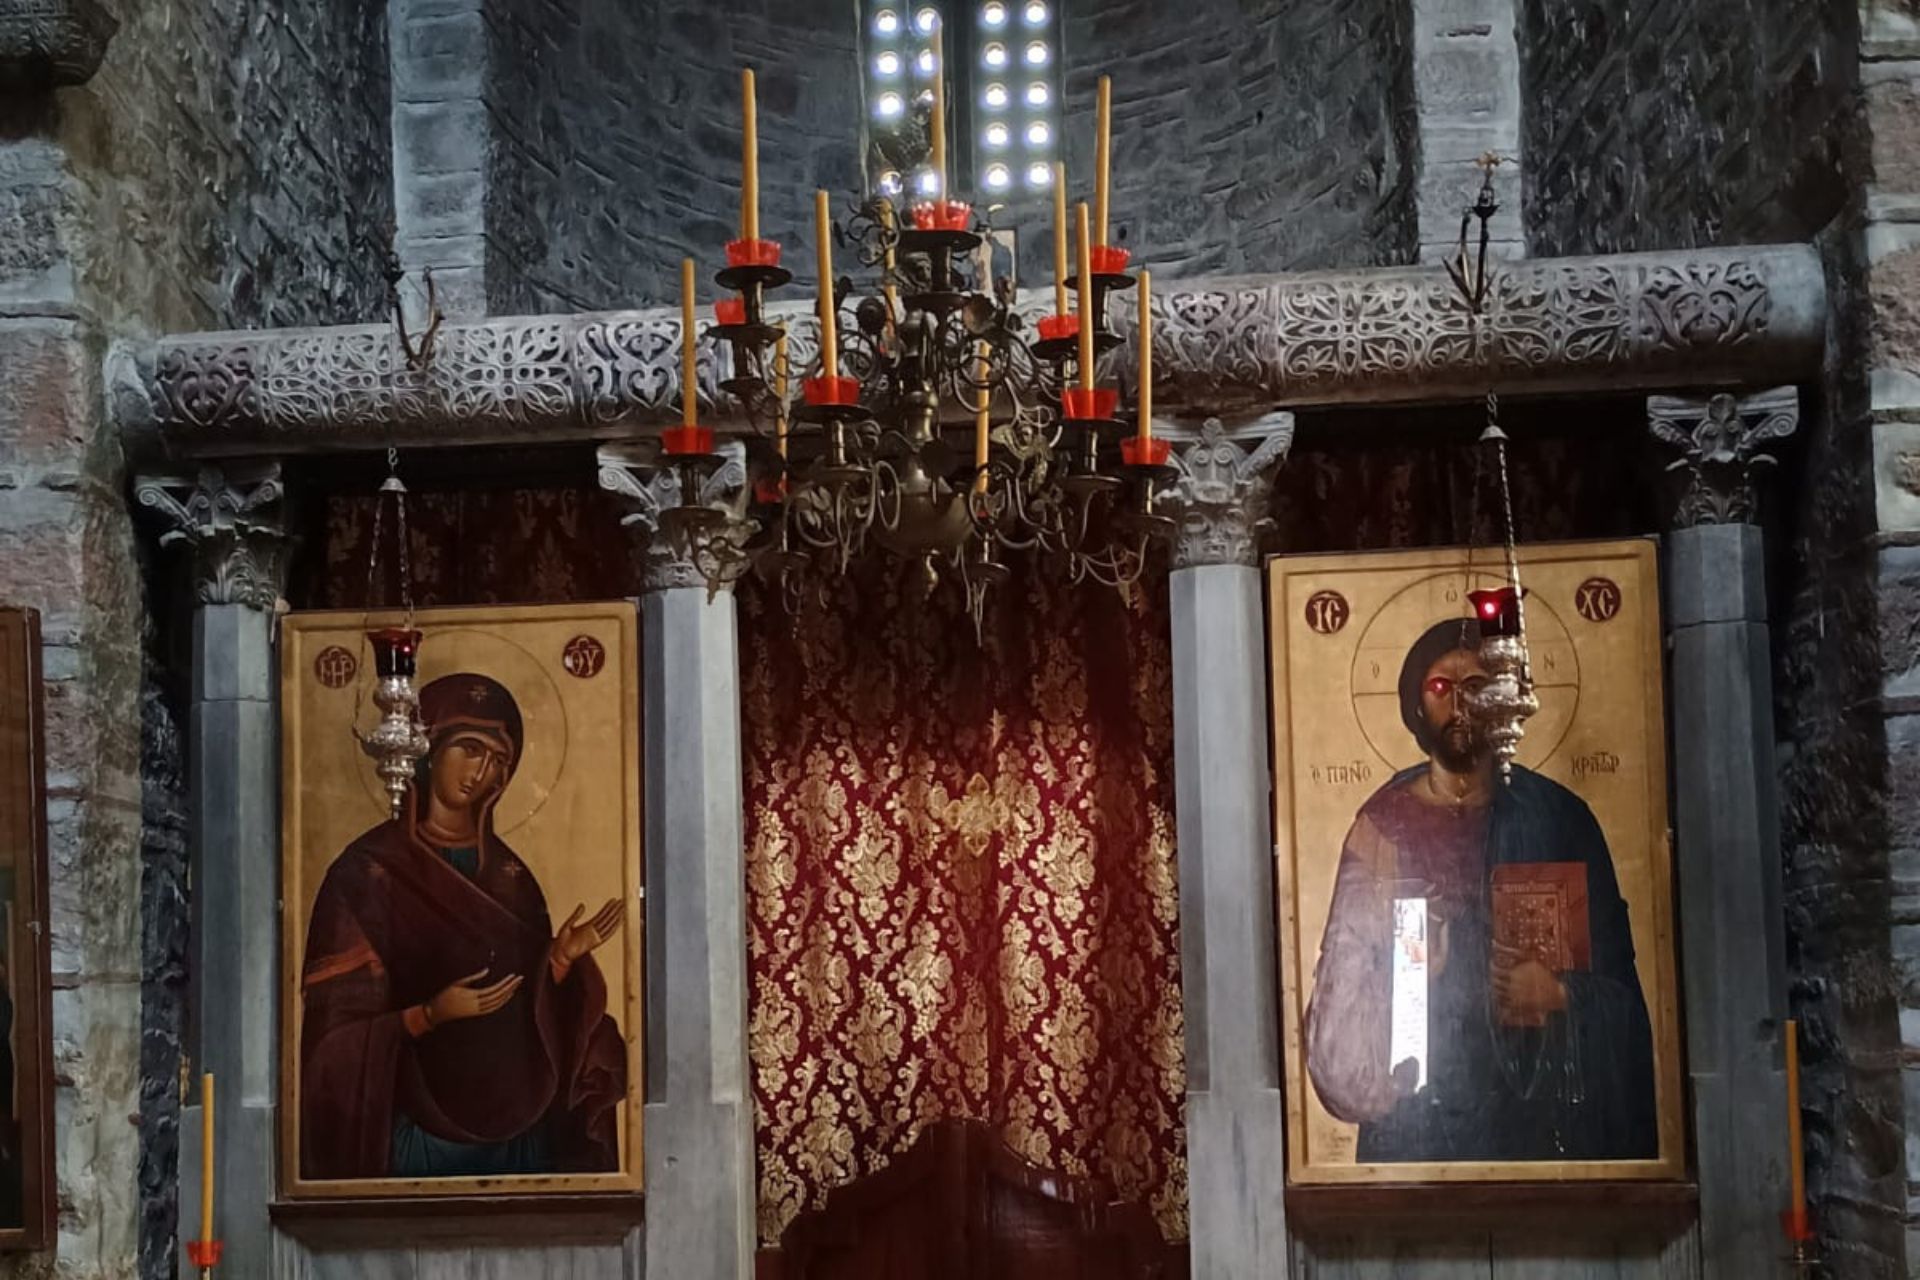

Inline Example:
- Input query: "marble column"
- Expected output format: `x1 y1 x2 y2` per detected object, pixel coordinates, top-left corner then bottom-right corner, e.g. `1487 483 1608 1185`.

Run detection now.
1154 417 1295 1280
1647 388 1798 1280
134 462 288 1279
600 443 759 1280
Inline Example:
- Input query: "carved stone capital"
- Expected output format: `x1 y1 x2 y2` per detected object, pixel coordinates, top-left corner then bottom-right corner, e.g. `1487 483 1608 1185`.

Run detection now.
597 442 759 594
1647 386 1798 527
0 0 117 89
1156 415 1295 569
134 462 288 610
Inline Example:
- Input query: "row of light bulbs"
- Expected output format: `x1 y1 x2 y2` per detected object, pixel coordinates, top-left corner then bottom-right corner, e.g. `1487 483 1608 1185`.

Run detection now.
873 78 1050 116
875 40 1049 75
879 161 1053 195
873 2 1049 35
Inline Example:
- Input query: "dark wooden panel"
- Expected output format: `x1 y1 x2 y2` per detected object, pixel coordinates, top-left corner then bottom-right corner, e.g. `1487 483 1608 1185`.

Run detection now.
1287 1182 1697 1235
0 608 52 1251
775 1120 1184 1280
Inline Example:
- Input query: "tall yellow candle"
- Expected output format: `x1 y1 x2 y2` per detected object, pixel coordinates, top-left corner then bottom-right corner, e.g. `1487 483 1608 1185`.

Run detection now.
1075 202 1094 391
974 343 992 493
1095 75 1112 248
681 258 698 428
741 69 760 242
1787 1018 1806 1227
1136 269 1152 444
199 1072 215 1244
815 190 839 381
1052 161 1069 318
930 25 948 200
775 329 790 460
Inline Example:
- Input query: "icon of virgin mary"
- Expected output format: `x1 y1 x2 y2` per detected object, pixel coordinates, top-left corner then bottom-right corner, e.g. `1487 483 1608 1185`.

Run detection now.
299 673 627 1180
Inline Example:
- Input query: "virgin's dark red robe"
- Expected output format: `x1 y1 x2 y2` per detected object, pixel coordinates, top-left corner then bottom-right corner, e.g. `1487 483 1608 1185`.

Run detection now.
299 813 627 1180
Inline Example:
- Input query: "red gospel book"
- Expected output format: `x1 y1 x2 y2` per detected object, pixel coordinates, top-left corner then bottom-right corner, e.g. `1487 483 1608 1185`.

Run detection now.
1491 862 1590 1027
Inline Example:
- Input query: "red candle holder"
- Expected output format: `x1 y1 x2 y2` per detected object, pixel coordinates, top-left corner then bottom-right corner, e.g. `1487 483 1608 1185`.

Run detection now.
910 199 973 232
1121 436 1171 467
662 425 715 456
1782 1208 1814 1243
803 375 861 407
715 297 747 326
726 238 782 269
186 1239 224 1269
1062 387 1119 421
1037 314 1080 341
1090 245 1132 275
1467 586 1525 638
367 628 422 679
754 476 789 505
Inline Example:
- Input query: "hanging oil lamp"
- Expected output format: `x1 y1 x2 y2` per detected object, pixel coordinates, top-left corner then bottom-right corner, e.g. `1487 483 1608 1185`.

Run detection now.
360 626 429 818
1465 398 1538 784
354 450 430 816
1468 575 1537 782
1448 155 1537 782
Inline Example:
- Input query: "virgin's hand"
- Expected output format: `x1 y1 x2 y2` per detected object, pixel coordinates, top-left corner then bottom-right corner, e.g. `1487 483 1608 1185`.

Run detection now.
427 968 523 1026
555 899 624 966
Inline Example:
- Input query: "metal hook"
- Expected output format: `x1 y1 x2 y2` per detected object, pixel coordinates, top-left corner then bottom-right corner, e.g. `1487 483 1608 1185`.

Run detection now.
385 253 444 373
1446 153 1505 316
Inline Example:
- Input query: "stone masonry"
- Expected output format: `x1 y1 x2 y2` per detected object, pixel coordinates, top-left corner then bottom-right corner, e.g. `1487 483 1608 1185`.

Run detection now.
392 0 1425 316
1517 0 1854 258
1843 7 1920 1276
1411 0 1524 263
391 0 866 315
1060 0 1419 277
487 0 865 311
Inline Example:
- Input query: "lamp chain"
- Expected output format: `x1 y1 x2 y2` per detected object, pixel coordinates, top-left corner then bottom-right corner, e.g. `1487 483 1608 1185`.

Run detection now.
1486 393 1527 655
364 447 415 626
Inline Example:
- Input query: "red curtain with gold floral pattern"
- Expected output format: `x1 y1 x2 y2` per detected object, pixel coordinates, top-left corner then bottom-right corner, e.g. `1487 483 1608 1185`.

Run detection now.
739 562 1185 1245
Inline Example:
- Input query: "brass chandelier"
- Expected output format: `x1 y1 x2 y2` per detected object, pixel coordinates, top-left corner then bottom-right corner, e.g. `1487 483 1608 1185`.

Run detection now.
652 59 1174 626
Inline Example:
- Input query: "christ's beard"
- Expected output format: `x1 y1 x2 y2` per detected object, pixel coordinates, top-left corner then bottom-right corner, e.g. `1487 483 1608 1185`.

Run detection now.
1430 719 1482 774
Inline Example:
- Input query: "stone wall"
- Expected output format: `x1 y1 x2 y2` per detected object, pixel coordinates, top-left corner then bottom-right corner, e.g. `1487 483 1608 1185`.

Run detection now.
465 0 1417 315
482 0 864 313
1839 7 1920 1276
1059 0 1418 276
0 1 392 1276
135 637 186 1280
1517 0 1854 256
1778 224 1907 1280
62 0 394 333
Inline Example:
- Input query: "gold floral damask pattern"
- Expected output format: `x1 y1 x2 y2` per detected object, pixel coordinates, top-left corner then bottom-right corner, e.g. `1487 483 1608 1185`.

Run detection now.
740 561 1187 1245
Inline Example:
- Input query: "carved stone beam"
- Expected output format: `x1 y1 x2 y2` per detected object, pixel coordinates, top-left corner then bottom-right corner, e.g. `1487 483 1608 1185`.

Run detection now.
133 461 288 610
113 244 1825 460
597 442 759 594
1646 386 1799 527
1153 414 1296 569
0 0 117 89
